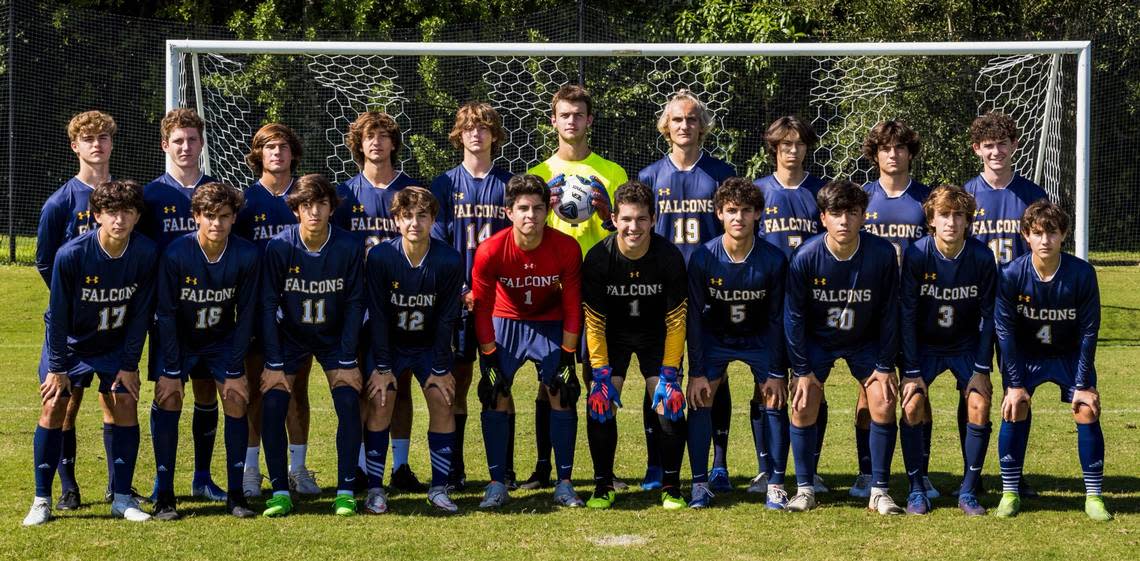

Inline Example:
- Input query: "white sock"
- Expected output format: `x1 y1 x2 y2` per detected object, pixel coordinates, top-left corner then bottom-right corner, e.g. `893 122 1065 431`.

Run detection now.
245 446 260 471
392 439 410 470
289 444 308 473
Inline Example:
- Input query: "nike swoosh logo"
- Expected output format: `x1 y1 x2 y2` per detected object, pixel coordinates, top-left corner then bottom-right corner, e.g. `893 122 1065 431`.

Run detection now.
969 467 982 472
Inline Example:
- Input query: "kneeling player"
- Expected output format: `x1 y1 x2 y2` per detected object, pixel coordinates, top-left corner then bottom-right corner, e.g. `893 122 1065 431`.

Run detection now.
471 174 584 508
363 187 463 513
784 180 902 514
898 185 997 515
581 181 688 509
260 175 365 517
686 178 789 509
993 201 1111 521
26 180 157 526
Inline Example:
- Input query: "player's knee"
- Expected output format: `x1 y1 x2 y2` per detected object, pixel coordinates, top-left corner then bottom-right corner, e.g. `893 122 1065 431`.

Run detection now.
192 378 217 403
425 389 450 416
902 394 926 425
41 397 70 427
967 391 991 424
156 393 183 412
221 396 247 418
365 396 395 430
1073 404 1098 424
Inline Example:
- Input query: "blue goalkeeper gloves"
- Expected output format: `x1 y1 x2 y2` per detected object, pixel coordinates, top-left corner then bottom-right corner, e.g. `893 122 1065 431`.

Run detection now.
587 366 622 422
652 366 686 421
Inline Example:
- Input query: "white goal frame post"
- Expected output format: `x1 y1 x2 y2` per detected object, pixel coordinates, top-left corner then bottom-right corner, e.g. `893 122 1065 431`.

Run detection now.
165 40 1092 259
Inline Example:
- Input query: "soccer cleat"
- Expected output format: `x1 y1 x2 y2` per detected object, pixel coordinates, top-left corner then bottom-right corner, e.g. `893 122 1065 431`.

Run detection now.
612 478 629 491
152 491 181 521
503 470 518 491
906 490 932 515
661 488 686 510
446 472 467 492
958 493 986 516
105 486 150 504
390 464 428 493
243 468 264 498
992 492 1021 518
332 494 356 517
363 488 390 514
922 476 941 499
226 495 257 518
288 469 322 496
1085 496 1113 522
766 486 789 510
785 489 817 512
519 468 552 490
586 488 616 509
22 498 52 526
709 467 732 493
427 486 459 513
747 472 769 494
110 495 152 522
869 489 904 515
553 481 584 507
812 474 830 494
262 494 293 517
55 489 81 511
479 482 509 509
849 474 872 498
640 466 663 491
191 477 228 502
688 482 715 509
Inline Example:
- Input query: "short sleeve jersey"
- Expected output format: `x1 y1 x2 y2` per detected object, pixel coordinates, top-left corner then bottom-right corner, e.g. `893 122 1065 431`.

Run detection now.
964 173 1049 267
528 152 627 256
638 152 736 262
754 173 827 258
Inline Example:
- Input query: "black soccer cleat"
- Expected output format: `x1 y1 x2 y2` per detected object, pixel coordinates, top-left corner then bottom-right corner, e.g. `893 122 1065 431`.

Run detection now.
390 464 428 493
56 488 81 511
504 470 518 491
518 469 552 490
152 491 181 521
226 494 257 519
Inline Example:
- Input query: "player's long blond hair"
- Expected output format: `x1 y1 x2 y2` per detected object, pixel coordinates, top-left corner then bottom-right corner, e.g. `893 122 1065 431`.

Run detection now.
657 90 713 146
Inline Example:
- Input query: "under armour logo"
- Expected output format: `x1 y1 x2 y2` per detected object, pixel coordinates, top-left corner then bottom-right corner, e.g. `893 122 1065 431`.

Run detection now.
923 272 937 281
454 192 465 201
974 208 986 217
254 213 267 222
658 188 670 196
77 210 91 220
523 263 535 270
1018 294 1031 303
391 281 400 289
765 206 779 215
164 205 177 214
85 275 100 284
289 266 301 274
185 276 198 285
354 204 366 213
629 271 639 278
709 277 723 286
813 277 827 286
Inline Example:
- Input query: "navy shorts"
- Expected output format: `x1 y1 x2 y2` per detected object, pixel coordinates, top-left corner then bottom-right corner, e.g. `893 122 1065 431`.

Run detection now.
282 348 350 376
391 349 441 387
699 335 778 383
38 348 129 395
493 317 562 385
1013 355 1090 403
169 351 237 384
909 353 977 390
801 341 880 384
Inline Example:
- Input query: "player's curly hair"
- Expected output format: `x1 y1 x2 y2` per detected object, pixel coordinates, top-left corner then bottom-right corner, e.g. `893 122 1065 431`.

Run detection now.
67 110 117 142
1021 198 1068 235
816 180 869 215
448 102 507 154
969 112 1019 145
862 120 922 162
613 180 655 217
390 185 439 220
191 182 245 216
346 111 402 168
656 89 713 145
246 123 303 176
160 108 205 142
551 84 594 117
505 174 550 209
764 116 818 158
89 179 145 216
286 174 341 212
713 177 764 212
923 184 976 226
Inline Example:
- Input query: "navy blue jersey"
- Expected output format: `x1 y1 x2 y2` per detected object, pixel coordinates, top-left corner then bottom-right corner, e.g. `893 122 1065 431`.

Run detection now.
638 152 737 262
755 173 827 258
140 173 217 252
365 237 463 374
260 224 364 370
46 230 157 373
235 179 297 252
429 164 511 291
36 177 98 286
964 174 1049 266
785 231 899 374
995 253 1099 388
686 235 786 377
861 179 931 261
899 236 997 376
333 171 421 250
155 232 260 378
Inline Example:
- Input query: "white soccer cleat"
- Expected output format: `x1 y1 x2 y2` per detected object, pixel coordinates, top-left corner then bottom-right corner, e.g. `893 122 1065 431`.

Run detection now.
747 472 769 494
362 487 389 515
849 473 872 498
110 495 152 522
812 474 830 494
427 486 459 513
868 488 904 515
242 468 264 498
289 469 322 496
785 489 817 512
23 498 52 526
923 476 941 499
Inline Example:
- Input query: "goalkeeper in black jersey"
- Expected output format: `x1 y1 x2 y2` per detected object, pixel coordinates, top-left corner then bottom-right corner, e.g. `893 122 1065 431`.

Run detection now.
582 180 689 510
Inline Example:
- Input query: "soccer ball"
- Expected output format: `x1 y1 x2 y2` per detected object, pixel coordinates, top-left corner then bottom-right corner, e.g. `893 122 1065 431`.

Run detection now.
555 175 595 224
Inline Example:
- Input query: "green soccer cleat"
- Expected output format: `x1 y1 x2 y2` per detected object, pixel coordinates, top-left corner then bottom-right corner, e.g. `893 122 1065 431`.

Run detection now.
262 494 293 518
586 489 616 509
661 488 687 510
992 492 1021 518
333 494 357 517
1085 495 1113 522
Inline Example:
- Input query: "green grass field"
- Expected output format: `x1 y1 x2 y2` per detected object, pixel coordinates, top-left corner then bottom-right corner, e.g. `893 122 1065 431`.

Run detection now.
0 263 1137 560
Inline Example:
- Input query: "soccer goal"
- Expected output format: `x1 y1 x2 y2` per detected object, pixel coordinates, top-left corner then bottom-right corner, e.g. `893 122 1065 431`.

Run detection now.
165 41 1091 258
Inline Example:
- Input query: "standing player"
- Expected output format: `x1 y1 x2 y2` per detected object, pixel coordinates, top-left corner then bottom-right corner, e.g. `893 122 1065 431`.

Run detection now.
233 123 317 498
140 108 229 502
151 183 260 520
784 180 902 514
259 174 365 517
524 84 625 490
993 201 1111 521
685 178 789 510
581 181 688 510
636 90 736 493
754 116 829 494
429 102 514 490
852 120 934 500
333 110 426 492
25 180 157 526
470 174 584 508
898 185 996 516
363 187 464 513
35 110 117 510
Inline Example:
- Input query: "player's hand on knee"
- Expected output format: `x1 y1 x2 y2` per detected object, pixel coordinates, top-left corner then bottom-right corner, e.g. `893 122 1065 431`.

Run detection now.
260 368 290 394
652 366 685 421
368 369 397 406
1071 387 1100 418
478 347 510 408
155 375 184 406
1001 387 1031 422
222 376 250 405
900 376 927 411
40 372 71 405
966 372 993 402
687 375 711 409
112 369 141 401
549 346 580 408
587 366 621 422
761 376 788 410
865 369 898 405
425 372 456 407
547 174 566 207
332 367 363 392
791 374 822 413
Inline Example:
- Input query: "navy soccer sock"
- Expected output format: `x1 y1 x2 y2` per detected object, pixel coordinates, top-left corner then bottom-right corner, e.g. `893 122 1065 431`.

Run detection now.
534 399 552 473
192 402 219 479
223 414 249 496
869 421 897 490
427 431 456 488
34 426 63 499
687 407 713 484
998 416 1030 493
481 410 509 483
260 388 291 493
922 419 933 476
855 426 872 476
643 390 661 469
58 428 78 492
151 403 181 493
789 423 818 490
815 399 829 467
959 422 991 496
1077 421 1105 496
364 428 390 489
899 420 926 493
765 407 790 486
711 382 731 470
550 409 577 481
452 413 467 480
111 424 140 495
586 416 617 489
657 413 687 490
330 386 362 492
103 422 114 491
750 400 771 475
505 412 516 475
